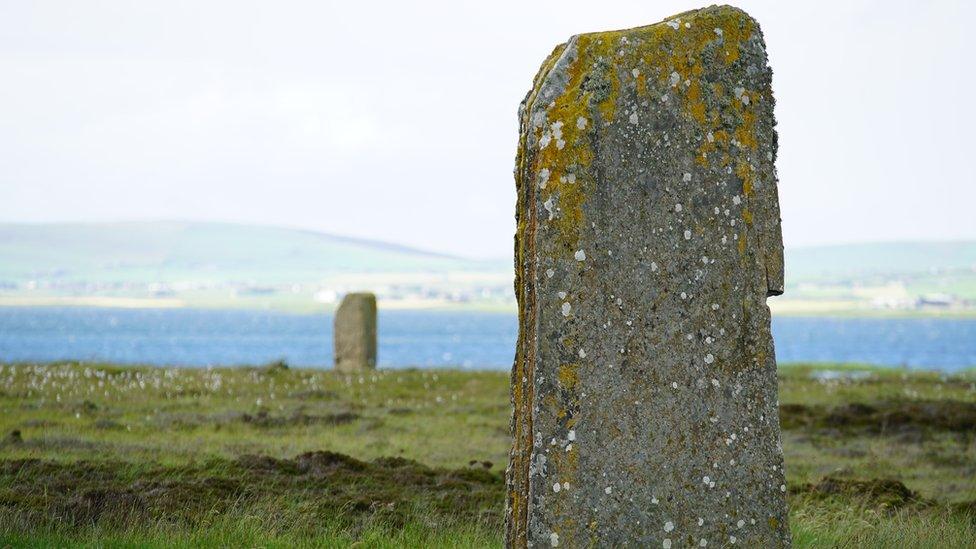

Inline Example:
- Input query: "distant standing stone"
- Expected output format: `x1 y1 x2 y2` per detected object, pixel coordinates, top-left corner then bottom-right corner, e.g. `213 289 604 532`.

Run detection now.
334 293 377 372
506 6 789 548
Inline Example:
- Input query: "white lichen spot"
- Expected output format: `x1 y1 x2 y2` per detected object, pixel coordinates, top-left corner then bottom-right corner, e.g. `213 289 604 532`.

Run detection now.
552 482 561 493
733 87 751 105
550 532 559 547
539 168 550 189
732 195 742 205
629 112 639 125
682 172 692 182
737 519 745 528
704 354 715 364
674 203 682 212
730 536 737 544
632 68 640 78
699 539 707 547
546 268 555 278
577 116 588 130
714 28 724 36
698 518 704 526
652 496 659 504
672 382 678 389
539 132 552 149
543 198 555 220
556 138 565 150
703 476 710 484
684 230 692 240
664 521 674 532
561 302 571 316
684 22 691 28
666 20 680 30
574 249 586 261
558 291 567 299
711 378 720 387
669 71 680 87
563 481 570 490
651 262 658 271
781 484 787 492
566 173 576 184
578 348 587 359
680 292 687 300
707 132 714 143
605 486 612 494
663 540 672 549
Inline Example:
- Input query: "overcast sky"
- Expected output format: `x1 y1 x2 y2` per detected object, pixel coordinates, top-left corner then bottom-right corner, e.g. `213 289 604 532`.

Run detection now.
1 1 973 258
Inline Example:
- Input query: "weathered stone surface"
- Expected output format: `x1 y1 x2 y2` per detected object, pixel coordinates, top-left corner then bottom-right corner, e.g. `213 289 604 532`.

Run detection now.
506 6 789 548
334 292 377 372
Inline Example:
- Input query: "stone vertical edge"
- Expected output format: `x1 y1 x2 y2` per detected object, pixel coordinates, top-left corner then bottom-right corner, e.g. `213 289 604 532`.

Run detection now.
506 42 567 549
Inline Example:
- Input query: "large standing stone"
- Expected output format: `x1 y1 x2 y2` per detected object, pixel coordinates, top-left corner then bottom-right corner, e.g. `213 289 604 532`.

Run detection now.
506 6 789 548
333 292 377 372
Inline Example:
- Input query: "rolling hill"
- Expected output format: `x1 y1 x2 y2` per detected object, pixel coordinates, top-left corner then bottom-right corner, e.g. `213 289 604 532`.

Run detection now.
0 221 504 284
1 221 973 313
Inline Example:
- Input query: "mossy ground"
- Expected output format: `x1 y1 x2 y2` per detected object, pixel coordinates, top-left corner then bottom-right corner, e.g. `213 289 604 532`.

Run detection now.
1 362 974 547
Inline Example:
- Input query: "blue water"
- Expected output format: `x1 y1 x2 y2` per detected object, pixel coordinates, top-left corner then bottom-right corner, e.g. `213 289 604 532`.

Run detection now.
0 307 974 372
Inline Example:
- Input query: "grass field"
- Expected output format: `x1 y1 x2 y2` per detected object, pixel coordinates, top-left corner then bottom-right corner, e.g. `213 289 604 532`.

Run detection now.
1 361 974 547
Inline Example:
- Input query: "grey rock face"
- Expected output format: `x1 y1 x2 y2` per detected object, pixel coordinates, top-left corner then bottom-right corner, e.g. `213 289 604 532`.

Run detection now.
333 292 377 372
507 6 789 548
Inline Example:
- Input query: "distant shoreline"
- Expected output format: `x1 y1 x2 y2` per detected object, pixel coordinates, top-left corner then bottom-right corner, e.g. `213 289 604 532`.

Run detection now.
1 296 976 318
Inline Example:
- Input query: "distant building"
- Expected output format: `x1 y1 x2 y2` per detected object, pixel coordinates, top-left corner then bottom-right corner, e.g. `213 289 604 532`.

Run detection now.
916 293 954 309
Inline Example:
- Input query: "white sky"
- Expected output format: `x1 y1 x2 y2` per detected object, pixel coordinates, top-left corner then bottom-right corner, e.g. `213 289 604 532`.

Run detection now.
1 1 973 258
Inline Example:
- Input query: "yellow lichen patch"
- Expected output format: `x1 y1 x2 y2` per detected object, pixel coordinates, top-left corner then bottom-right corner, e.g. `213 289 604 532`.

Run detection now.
531 51 595 257
558 363 579 390
742 208 754 225
686 80 707 125
575 33 620 122
543 393 558 411
736 161 755 196
734 109 759 151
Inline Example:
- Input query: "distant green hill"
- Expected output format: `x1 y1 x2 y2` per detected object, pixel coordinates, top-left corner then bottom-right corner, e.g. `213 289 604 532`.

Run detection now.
2 221 972 284
1 222 973 312
0 222 504 285
787 241 976 283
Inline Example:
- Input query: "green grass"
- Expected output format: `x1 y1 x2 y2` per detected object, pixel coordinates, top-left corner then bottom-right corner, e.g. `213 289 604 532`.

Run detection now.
1 361 974 547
